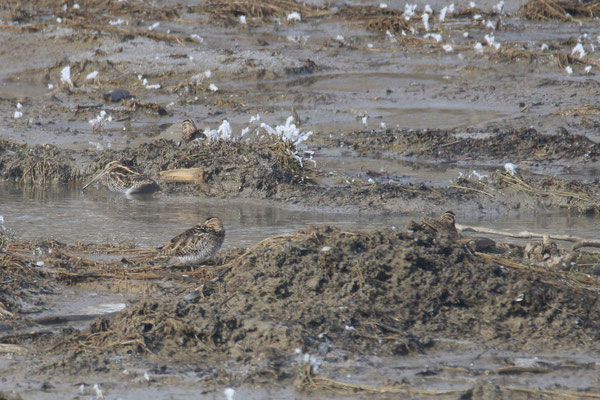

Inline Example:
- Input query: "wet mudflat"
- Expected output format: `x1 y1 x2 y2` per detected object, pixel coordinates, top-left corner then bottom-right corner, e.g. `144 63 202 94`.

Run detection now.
3 0 600 398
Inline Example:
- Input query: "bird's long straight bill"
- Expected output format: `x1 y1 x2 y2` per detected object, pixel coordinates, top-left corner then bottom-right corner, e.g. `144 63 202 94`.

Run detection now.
81 170 108 191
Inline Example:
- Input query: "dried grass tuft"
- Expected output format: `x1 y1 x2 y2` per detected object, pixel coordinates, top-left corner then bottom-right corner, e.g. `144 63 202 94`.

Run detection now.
519 0 600 22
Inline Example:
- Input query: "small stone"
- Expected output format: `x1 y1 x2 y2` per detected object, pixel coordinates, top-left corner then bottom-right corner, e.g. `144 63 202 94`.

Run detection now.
592 264 600 276
41 382 54 391
103 89 133 103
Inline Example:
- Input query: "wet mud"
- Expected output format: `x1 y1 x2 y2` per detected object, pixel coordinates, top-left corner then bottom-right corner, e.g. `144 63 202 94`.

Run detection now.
321 127 600 163
4 137 600 216
4 0 600 398
4 223 600 397
57 225 600 362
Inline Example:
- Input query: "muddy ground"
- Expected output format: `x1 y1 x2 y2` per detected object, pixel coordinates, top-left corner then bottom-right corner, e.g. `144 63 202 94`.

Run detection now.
3 0 600 398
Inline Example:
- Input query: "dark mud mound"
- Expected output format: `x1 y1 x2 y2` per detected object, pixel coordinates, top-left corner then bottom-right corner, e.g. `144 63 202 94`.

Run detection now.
0 139 24 153
453 171 600 214
0 238 110 323
0 137 304 196
3 0 181 23
280 169 600 215
277 181 468 213
63 225 600 370
328 127 600 162
90 139 304 196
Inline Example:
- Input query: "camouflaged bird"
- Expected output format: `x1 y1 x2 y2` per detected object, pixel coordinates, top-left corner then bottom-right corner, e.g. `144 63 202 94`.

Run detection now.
81 161 158 194
421 211 459 238
182 119 206 142
158 217 225 266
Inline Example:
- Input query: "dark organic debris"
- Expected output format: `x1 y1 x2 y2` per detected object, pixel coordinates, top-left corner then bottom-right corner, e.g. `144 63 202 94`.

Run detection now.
450 171 600 215
88 138 306 196
120 99 167 115
285 59 319 76
325 127 600 162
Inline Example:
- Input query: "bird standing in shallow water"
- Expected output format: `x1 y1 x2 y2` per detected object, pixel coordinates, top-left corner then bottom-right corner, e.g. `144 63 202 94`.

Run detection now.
182 119 206 142
81 161 158 194
158 217 225 266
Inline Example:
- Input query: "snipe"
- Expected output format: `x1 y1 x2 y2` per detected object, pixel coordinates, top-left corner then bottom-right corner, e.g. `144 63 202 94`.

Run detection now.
158 217 225 265
182 119 206 142
81 161 158 194
421 211 459 238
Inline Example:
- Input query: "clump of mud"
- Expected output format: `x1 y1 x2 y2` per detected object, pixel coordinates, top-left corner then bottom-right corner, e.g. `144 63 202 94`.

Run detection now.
57 225 600 374
4 0 181 23
0 237 113 323
89 139 305 196
0 137 305 196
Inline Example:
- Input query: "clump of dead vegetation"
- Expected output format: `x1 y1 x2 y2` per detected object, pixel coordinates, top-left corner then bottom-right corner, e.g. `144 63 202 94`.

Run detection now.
4 0 181 24
450 171 600 215
519 0 600 22
296 363 600 398
334 5 414 35
0 141 79 184
324 127 600 162
554 104 600 117
192 0 326 25
0 124 309 196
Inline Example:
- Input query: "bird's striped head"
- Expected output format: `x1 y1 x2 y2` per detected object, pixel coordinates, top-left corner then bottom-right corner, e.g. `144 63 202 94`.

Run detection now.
440 211 456 225
182 119 198 136
202 217 224 234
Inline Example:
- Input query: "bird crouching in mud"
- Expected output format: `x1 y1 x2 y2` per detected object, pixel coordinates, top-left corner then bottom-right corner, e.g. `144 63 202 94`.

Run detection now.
81 161 158 194
421 211 459 238
410 211 497 253
157 217 225 267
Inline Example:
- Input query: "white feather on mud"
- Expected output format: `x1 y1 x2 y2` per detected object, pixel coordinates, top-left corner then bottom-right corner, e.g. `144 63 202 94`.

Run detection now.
60 66 73 88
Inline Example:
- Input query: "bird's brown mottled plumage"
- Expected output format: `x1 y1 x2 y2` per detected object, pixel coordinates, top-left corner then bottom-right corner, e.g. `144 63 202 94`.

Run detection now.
81 161 158 194
421 211 458 238
159 217 225 265
182 119 206 142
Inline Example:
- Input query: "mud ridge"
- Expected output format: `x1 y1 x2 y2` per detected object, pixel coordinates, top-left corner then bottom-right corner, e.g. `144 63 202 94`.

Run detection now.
322 127 600 163
48 225 600 379
4 137 600 215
